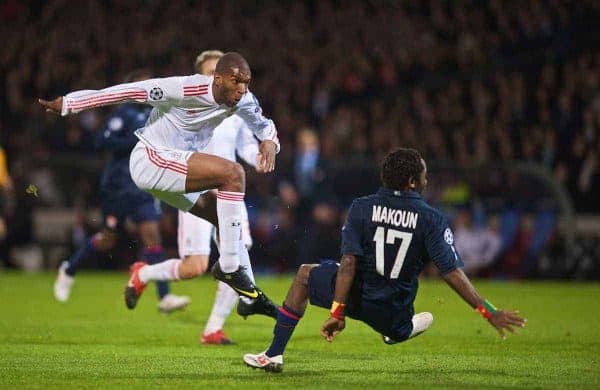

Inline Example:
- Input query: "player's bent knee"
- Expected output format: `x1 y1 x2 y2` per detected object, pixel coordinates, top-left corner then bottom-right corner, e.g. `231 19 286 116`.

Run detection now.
297 264 318 284
182 255 209 277
93 232 117 252
222 162 245 192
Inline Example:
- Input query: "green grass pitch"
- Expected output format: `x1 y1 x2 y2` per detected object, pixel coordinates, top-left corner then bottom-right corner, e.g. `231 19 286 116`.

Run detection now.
0 272 598 389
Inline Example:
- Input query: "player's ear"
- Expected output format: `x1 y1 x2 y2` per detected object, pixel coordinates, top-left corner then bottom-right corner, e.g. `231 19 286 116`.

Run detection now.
213 73 222 85
408 176 417 190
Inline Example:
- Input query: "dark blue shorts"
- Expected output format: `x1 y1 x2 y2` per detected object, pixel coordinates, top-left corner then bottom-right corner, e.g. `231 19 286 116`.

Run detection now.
308 260 414 341
102 191 161 230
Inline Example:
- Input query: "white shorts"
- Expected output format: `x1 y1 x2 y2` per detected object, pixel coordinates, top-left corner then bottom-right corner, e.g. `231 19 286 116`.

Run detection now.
178 205 253 257
129 141 203 211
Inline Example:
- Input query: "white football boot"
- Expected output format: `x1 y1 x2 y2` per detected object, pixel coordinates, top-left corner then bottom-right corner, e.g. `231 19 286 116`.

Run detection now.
158 294 191 313
383 312 434 344
54 262 74 302
243 351 283 373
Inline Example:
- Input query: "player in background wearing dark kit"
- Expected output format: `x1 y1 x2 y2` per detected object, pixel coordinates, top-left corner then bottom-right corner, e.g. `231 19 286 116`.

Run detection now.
53 70 190 313
244 148 527 372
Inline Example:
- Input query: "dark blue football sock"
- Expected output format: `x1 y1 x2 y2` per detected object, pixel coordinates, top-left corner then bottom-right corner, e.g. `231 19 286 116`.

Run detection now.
265 304 303 357
141 246 170 299
65 236 99 276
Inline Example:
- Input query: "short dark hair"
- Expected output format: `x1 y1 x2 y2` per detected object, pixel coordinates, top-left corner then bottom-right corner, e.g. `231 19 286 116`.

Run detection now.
215 52 250 75
381 148 423 190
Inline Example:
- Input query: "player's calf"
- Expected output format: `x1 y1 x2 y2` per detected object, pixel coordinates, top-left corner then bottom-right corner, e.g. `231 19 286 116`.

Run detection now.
178 255 209 279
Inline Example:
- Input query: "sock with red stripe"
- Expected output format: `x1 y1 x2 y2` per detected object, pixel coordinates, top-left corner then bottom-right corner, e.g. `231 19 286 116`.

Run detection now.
139 259 181 283
216 191 244 273
140 246 170 299
265 304 303 358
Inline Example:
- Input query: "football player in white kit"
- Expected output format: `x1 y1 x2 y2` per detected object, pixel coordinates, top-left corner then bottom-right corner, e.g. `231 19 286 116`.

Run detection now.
39 53 279 315
177 50 275 344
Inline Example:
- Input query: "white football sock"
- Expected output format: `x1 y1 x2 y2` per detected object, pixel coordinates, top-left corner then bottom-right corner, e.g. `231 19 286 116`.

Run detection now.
216 191 244 273
139 259 181 283
409 312 434 339
238 241 256 304
204 281 238 334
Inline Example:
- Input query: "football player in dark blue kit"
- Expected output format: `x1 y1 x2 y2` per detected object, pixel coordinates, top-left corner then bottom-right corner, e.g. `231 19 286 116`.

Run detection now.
54 70 190 313
244 148 526 372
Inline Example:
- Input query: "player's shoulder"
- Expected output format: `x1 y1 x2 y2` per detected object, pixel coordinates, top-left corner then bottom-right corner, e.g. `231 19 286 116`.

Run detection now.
237 90 261 107
348 194 377 214
183 73 212 87
415 198 447 224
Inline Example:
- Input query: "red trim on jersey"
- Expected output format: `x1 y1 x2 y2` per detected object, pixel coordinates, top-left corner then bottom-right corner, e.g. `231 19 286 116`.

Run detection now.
145 147 188 175
69 90 147 109
183 84 209 97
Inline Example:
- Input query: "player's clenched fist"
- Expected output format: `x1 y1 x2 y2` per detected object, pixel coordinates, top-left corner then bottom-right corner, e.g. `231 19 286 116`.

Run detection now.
256 140 277 173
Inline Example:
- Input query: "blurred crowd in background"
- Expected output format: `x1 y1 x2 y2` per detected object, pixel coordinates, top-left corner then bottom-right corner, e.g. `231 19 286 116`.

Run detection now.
0 0 598 278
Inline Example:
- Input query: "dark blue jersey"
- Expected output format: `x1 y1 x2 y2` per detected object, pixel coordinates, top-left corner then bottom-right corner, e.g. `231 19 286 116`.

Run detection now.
341 187 463 309
95 104 150 197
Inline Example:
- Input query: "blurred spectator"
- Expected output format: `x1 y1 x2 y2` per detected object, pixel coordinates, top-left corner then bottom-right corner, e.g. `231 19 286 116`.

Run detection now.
453 210 502 276
0 143 14 267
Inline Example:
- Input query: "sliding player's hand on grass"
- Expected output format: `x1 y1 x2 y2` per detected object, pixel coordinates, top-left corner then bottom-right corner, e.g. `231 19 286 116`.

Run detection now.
256 140 277 173
488 310 527 339
321 317 345 342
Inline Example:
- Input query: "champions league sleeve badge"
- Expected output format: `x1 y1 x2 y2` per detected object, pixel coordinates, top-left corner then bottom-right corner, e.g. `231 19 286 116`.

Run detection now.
444 227 454 245
149 87 165 101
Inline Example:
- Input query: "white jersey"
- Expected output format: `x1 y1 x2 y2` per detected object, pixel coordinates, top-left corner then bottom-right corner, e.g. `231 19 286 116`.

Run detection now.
204 115 258 166
61 74 279 153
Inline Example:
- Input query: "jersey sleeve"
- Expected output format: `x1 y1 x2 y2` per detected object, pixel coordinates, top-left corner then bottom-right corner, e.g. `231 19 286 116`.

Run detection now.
341 200 365 257
235 92 280 153
61 77 185 115
235 119 259 167
424 212 464 275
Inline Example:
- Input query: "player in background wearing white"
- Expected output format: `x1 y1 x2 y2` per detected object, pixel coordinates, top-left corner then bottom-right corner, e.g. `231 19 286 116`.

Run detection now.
175 50 275 345
39 53 279 315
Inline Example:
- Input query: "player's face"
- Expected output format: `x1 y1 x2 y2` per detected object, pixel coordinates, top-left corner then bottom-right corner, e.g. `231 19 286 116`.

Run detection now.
199 58 219 76
215 67 251 107
415 159 428 194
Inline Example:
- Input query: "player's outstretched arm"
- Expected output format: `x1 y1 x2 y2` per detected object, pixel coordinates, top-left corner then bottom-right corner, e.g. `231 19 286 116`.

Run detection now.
442 268 527 339
321 254 356 342
38 77 184 116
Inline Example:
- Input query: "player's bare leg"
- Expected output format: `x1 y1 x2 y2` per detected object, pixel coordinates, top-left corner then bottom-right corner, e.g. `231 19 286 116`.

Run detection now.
244 264 317 372
127 152 276 315
137 221 191 312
